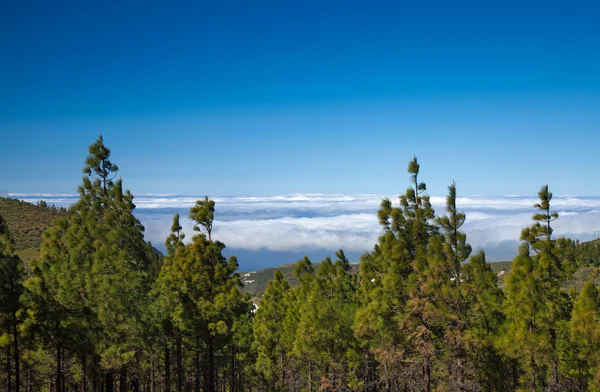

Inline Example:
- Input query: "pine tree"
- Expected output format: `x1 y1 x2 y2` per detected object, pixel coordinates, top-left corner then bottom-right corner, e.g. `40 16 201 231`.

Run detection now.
435 182 472 388
253 270 291 391
355 156 437 390
503 185 571 391
189 197 215 242
0 215 24 392
230 308 256 391
503 243 545 391
94 179 150 389
461 251 507 390
165 214 185 255
22 136 151 392
289 257 316 390
294 254 358 390
402 234 444 392
570 281 600 390
160 199 251 392
355 157 438 384
21 213 93 392
17 141 600 391
152 213 186 392
83 134 119 195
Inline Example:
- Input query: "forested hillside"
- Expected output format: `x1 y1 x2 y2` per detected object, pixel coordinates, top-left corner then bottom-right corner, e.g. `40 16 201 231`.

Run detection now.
2 136 600 392
245 261 504 297
0 197 66 258
241 263 359 298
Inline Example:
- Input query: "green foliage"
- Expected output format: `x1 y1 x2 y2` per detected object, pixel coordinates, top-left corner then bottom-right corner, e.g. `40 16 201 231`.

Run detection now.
576 238 600 268
189 196 215 241
5 145 600 392
569 281 600 390
295 255 359 390
462 251 507 389
503 185 573 391
253 270 291 389
157 198 253 392
0 214 25 392
0 219 24 328
240 261 360 298
165 213 185 256
82 134 119 193
20 136 155 392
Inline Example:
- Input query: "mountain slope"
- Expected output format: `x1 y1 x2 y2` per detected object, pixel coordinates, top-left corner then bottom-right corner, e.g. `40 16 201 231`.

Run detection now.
0 196 66 259
240 260 512 298
240 262 360 298
241 253 599 298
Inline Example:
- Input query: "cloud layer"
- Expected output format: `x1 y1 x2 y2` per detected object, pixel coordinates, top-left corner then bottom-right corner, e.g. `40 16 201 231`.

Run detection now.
13 193 600 263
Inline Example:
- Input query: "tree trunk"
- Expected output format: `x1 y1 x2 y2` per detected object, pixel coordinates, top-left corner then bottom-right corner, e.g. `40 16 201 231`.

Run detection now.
230 346 235 392
56 345 62 392
119 367 127 392
81 356 87 392
236 362 242 392
13 323 19 392
364 353 368 392
203 351 208 392
308 359 312 392
151 360 155 392
456 347 464 391
195 346 201 392
165 342 171 392
550 328 559 392
279 352 284 390
7 345 12 392
185 372 192 392
93 363 98 392
105 373 114 392
511 359 519 390
530 350 536 392
550 357 559 391
61 349 65 392
207 339 215 392
423 357 431 392
384 362 389 392
456 356 462 390
177 336 183 392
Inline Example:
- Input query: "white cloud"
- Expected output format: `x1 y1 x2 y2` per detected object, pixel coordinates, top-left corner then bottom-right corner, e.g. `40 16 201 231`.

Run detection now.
10 193 600 259
10 193 78 200
138 206 600 259
213 214 379 252
141 213 380 252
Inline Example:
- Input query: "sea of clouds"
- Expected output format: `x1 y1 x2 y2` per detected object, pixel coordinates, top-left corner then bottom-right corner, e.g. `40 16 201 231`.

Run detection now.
10 193 600 269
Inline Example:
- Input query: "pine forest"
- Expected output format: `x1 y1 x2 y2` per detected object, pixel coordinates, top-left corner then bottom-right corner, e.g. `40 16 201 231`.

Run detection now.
3 135 600 392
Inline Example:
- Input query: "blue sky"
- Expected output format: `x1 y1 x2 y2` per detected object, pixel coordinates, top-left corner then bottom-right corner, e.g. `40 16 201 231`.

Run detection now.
1 1 599 196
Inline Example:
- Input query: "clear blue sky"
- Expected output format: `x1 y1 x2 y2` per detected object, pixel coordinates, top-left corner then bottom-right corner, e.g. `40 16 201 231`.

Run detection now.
1 1 599 196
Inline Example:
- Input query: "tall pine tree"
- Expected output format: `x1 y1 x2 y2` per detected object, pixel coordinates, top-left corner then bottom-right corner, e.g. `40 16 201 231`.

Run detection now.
253 270 291 391
356 156 437 390
0 215 24 392
569 280 600 390
504 185 571 391
22 135 152 392
159 199 251 392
